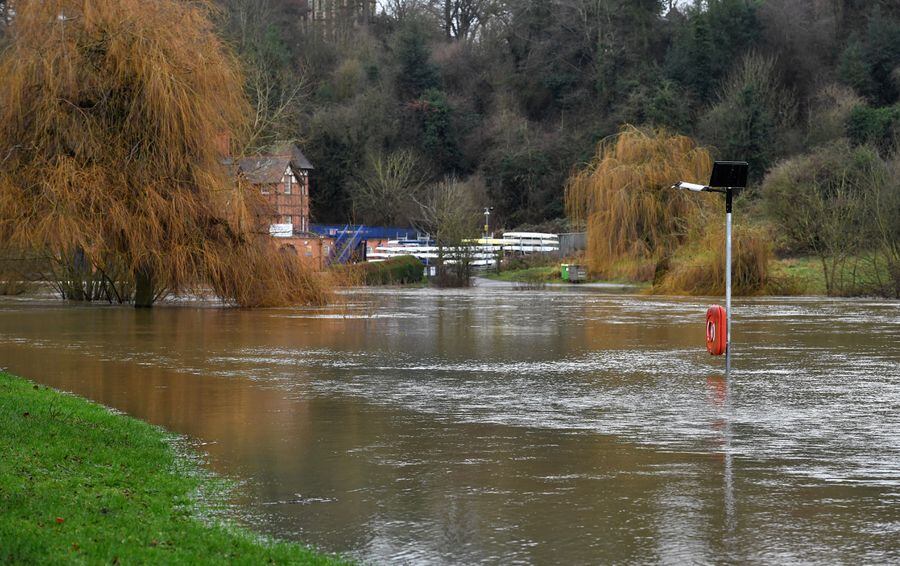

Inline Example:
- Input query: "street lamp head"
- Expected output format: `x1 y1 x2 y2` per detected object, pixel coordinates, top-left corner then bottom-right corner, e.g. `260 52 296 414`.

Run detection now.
671 181 708 192
709 161 748 189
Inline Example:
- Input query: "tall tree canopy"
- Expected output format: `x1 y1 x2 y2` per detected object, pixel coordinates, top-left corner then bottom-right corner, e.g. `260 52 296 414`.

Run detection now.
0 0 328 307
230 0 898 227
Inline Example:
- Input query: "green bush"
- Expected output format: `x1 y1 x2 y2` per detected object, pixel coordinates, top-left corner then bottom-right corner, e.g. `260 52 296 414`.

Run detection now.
846 104 900 152
359 255 424 285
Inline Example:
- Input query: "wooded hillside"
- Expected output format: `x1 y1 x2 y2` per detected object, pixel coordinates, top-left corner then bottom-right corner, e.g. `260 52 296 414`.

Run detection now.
210 0 899 229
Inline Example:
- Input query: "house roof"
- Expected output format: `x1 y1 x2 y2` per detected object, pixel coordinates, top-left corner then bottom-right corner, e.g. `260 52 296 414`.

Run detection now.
232 144 315 185
271 143 315 170
236 156 292 184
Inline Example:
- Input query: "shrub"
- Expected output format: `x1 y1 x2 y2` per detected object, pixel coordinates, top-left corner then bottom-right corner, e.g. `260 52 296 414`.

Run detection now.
358 256 424 285
846 104 900 152
656 224 773 295
762 140 889 295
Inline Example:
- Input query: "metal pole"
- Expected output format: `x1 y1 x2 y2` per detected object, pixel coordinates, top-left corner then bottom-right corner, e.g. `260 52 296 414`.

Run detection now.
725 188 733 376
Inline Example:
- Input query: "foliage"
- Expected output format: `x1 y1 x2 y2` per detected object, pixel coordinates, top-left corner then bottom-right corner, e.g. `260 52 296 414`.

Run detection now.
846 104 900 152
352 149 430 225
213 0 900 239
656 223 772 296
0 372 348 564
394 20 440 99
806 84 865 148
868 153 900 297
565 126 713 280
762 141 890 295
700 53 796 179
412 89 461 173
485 265 562 284
0 0 327 307
566 126 771 293
666 0 761 98
357 255 424 285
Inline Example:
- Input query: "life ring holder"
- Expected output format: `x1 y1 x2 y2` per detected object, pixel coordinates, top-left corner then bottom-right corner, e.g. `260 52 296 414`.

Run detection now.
706 305 727 356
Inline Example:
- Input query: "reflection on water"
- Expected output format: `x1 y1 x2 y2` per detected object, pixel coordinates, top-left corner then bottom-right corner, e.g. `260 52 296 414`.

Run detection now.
0 289 898 563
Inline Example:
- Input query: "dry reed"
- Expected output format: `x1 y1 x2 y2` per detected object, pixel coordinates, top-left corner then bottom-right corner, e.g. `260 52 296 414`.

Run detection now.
656 223 772 295
0 0 328 306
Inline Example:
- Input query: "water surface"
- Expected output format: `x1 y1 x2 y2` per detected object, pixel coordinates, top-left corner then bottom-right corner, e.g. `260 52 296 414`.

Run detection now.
1 288 898 563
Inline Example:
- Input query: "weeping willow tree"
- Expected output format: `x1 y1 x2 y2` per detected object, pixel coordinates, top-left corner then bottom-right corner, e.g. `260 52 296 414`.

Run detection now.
566 126 714 279
0 0 328 307
565 126 771 293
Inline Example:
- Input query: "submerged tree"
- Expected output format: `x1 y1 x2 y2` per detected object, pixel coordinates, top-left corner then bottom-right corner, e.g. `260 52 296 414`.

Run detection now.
565 126 771 293
565 126 714 280
0 0 328 307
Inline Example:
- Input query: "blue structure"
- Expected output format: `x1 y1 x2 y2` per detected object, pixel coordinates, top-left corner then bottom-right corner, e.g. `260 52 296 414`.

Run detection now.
310 224 428 265
310 224 423 241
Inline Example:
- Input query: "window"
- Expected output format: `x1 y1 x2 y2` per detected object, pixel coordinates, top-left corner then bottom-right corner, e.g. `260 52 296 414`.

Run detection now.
284 174 292 195
284 215 292 225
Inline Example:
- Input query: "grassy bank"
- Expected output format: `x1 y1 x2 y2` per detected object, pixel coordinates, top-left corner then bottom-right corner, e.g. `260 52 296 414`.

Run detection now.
332 255 425 287
486 256 889 297
0 372 348 565
482 265 647 287
482 266 564 284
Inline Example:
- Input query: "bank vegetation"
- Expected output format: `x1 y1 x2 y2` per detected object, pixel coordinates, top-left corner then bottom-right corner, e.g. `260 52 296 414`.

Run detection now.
0 372 347 564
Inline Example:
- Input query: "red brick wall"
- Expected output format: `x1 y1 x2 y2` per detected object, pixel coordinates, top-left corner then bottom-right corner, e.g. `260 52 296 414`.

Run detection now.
258 169 310 232
276 235 334 271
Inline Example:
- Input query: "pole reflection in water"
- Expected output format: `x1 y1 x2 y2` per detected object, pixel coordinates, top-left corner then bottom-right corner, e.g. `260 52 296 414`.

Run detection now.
707 373 735 535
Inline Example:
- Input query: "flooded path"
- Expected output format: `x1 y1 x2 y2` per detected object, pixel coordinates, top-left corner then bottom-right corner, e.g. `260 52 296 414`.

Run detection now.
1 289 898 563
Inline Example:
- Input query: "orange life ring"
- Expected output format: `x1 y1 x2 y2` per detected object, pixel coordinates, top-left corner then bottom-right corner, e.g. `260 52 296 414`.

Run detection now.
706 305 727 356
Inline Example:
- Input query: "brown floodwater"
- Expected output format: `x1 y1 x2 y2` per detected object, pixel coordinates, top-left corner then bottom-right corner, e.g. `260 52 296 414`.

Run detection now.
1 287 898 564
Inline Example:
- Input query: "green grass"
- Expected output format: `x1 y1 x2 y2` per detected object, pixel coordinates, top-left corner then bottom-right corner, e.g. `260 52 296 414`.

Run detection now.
483 266 563 283
483 265 647 287
768 254 897 296
768 256 827 295
0 372 350 565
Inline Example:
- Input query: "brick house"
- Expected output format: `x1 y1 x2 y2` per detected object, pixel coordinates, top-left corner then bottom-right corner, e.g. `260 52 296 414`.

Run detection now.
233 145 335 269
236 144 313 233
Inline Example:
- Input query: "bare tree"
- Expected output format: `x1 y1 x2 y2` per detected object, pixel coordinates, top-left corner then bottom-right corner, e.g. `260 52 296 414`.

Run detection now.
414 176 484 286
868 154 900 297
431 0 505 40
380 0 429 23
244 66 308 154
352 149 431 225
763 141 884 295
218 0 310 153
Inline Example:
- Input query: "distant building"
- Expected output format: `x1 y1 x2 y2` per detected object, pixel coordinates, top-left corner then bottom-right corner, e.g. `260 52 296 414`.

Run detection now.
235 144 314 234
229 144 335 269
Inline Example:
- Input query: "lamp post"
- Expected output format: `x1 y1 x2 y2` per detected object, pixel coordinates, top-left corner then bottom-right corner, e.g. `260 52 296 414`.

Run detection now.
483 207 492 238
672 161 748 375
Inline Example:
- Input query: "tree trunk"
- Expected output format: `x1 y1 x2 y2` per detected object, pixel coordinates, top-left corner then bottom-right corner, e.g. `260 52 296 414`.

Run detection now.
134 265 155 308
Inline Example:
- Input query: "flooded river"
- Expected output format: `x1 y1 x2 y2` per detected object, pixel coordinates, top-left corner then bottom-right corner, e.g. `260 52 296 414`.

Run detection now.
1 288 898 564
